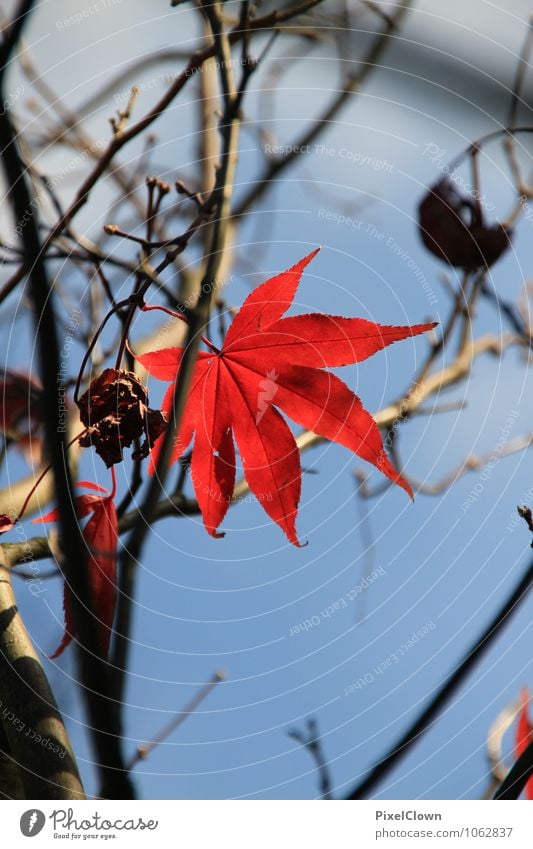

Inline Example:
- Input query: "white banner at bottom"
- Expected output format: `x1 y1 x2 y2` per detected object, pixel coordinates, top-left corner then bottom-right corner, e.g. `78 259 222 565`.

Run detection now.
4 800 532 848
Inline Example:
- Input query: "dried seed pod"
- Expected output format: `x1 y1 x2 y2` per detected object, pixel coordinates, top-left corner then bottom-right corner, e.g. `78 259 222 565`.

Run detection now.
0 514 15 534
77 368 167 467
418 178 511 270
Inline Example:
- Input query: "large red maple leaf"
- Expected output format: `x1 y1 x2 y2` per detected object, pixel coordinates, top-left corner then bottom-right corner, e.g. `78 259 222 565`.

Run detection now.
138 249 435 544
34 478 118 658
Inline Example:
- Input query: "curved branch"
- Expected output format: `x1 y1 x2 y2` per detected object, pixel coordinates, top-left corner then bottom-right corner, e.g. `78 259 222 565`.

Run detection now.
288 717 333 799
345 555 533 799
0 554 84 799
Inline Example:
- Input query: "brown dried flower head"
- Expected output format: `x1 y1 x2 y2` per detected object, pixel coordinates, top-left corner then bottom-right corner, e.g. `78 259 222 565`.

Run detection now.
77 368 167 467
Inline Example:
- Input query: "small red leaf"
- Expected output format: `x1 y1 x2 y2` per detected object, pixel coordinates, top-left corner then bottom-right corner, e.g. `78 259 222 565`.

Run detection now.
33 480 117 658
34 493 102 525
81 496 118 657
49 590 74 660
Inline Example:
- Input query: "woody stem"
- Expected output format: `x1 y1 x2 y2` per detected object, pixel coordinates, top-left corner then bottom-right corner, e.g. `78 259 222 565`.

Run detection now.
141 304 220 353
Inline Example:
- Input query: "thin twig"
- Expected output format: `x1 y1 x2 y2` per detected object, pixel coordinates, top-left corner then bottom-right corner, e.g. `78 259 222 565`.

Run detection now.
288 718 333 799
233 1 412 219
28 0 329 256
127 669 227 771
409 434 533 497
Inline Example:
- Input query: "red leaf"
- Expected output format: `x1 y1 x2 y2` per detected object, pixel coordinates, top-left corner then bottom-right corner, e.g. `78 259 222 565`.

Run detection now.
189 358 235 537
515 687 533 800
49 590 74 660
137 348 210 381
139 250 436 543
33 480 117 658
80 496 117 657
225 358 302 545
256 364 413 498
146 359 208 474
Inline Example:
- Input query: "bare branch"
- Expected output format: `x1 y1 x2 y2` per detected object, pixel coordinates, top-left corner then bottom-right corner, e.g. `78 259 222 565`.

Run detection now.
127 669 227 771
288 717 333 799
233 0 413 219
410 434 533 497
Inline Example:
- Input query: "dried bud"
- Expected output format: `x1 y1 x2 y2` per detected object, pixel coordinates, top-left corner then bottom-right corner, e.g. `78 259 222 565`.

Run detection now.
0 514 15 534
418 178 511 270
77 368 167 467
